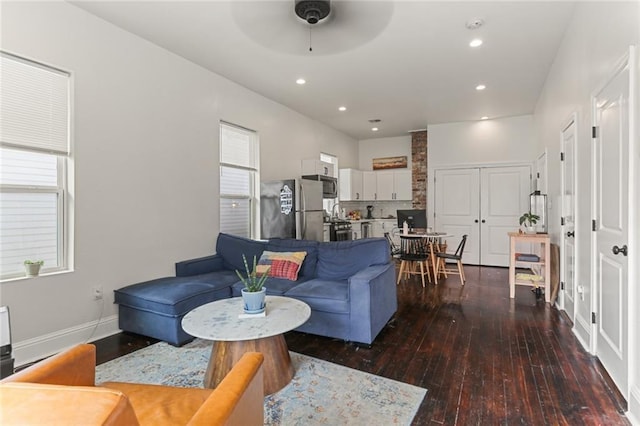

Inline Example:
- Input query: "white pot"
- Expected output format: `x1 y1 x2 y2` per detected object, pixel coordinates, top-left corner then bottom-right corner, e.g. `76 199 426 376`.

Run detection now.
25 263 42 277
524 225 537 234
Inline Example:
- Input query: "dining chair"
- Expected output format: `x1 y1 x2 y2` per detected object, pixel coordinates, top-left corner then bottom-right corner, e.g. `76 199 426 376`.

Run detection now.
435 234 468 285
384 232 401 257
396 235 431 287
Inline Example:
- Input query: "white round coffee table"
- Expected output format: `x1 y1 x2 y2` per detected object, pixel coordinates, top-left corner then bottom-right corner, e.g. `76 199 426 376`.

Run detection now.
182 296 311 395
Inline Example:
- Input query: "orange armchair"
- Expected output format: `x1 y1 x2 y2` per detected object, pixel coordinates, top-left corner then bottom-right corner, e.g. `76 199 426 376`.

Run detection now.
0 344 264 425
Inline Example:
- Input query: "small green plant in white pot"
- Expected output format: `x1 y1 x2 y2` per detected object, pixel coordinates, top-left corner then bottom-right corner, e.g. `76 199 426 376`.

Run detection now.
519 212 540 234
24 260 44 277
235 255 269 314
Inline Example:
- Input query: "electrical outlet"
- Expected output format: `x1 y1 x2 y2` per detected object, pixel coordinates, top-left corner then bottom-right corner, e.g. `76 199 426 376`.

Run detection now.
93 286 103 300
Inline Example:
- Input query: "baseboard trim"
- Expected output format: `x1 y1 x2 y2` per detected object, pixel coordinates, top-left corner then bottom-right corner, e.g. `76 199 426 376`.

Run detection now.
628 385 640 426
573 313 592 353
12 314 120 368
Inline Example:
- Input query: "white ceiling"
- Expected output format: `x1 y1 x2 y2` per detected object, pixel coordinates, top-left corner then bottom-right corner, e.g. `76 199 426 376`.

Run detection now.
70 1 576 140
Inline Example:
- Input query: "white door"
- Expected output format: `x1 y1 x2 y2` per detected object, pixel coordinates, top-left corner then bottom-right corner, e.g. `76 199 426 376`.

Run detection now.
434 168 480 264
480 166 531 266
593 54 630 396
561 116 577 320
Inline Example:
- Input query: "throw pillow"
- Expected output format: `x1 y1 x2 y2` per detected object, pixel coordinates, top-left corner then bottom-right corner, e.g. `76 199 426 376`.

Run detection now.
256 251 307 281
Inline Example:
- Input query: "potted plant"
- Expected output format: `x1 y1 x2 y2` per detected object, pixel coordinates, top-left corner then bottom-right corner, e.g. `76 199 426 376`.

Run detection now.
24 260 44 277
519 212 540 234
235 255 269 314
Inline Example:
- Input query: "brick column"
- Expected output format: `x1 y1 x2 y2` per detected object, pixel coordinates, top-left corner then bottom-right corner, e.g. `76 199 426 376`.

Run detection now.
411 130 427 210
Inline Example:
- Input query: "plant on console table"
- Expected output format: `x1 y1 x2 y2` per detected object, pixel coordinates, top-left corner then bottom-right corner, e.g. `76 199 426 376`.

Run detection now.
519 212 540 234
235 255 269 314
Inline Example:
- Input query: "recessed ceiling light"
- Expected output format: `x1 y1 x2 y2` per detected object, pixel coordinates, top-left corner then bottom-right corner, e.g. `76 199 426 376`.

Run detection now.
481 116 489 120
338 106 347 111
476 84 486 91
469 39 483 47
296 78 306 85
371 127 379 132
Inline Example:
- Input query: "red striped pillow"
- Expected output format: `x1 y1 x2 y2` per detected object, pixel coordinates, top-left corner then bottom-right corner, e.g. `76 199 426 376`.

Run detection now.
256 251 307 281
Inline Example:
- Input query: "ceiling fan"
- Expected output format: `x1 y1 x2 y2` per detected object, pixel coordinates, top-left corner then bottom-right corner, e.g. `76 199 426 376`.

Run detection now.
294 0 331 25
231 1 394 56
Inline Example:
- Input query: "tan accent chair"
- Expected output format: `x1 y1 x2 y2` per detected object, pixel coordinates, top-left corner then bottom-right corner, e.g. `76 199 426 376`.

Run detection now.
0 344 264 425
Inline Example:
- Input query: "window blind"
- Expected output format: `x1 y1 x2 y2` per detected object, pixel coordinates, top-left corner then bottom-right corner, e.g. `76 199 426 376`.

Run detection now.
0 52 70 155
219 122 257 238
220 123 256 168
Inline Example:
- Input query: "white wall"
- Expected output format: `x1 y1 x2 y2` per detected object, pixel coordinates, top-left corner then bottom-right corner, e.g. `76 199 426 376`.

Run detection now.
533 2 639 422
428 115 536 168
0 1 357 365
358 135 412 170
426 115 538 215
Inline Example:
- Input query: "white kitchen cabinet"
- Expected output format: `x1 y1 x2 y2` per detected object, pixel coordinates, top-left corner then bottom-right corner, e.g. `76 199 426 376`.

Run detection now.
369 219 398 238
356 170 411 201
375 171 395 200
362 171 377 200
371 170 412 201
302 159 334 177
393 170 412 200
339 168 363 201
372 221 385 238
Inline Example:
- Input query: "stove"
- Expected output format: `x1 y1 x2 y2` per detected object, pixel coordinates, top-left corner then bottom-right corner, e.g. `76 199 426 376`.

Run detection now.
329 220 353 241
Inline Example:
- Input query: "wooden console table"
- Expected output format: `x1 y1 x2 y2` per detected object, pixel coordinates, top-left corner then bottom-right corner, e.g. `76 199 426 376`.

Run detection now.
508 232 551 303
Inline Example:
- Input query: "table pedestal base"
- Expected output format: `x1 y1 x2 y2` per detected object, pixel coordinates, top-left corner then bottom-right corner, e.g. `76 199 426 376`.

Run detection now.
204 334 294 395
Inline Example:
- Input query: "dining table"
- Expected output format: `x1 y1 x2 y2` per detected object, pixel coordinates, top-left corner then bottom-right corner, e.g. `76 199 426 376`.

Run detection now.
398 231 453 284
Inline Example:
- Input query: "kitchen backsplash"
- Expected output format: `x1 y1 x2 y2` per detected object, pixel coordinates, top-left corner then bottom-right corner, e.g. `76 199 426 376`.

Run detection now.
339 200 413 220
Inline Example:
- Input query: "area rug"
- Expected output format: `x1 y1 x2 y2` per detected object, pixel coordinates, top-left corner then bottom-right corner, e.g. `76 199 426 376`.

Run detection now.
95 339 426 425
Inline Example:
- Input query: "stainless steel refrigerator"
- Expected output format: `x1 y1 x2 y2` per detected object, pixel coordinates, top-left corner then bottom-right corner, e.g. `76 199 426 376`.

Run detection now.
260 179 324 241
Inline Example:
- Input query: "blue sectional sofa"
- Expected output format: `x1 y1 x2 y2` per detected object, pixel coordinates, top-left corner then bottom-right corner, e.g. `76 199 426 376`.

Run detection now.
114 233 397 346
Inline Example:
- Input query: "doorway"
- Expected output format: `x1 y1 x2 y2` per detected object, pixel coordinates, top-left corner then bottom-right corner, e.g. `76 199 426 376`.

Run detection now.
434 165 531 266
560 115 577 321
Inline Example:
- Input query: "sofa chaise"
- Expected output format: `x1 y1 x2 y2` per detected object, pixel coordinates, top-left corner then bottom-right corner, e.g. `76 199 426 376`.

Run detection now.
114 233 397 346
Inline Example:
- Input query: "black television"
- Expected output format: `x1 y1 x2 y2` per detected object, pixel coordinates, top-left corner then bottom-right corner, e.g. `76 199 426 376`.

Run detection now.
397 209 427 231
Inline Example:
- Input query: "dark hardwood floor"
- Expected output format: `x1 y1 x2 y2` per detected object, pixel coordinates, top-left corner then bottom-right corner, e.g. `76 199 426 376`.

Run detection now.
94 265 629 425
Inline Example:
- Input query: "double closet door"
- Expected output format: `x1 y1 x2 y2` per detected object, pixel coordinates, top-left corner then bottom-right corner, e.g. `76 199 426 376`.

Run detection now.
434 165 531 266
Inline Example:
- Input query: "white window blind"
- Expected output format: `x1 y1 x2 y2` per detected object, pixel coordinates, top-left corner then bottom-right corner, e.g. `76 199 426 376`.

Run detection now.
219 122 258 239
0 52 70 155
0 53 70 280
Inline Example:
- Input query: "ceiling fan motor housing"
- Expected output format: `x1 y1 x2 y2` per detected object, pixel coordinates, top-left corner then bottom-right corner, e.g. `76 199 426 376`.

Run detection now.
295 0 331 25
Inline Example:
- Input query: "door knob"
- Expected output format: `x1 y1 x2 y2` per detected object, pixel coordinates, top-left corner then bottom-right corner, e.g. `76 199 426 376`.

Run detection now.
612 245 628 256
481 219 486 223
566 231 574 237
474 219 479 223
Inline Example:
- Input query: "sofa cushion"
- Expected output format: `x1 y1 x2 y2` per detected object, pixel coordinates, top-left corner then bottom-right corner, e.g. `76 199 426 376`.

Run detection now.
232 276 310 297
114 272 237 316
317 238 390 280
267 238 319 277
256 251 307 281
284 278 349 314
215 233 266 272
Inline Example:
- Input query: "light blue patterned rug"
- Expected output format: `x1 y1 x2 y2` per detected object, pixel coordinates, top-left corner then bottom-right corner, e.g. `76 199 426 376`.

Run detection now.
95 339 426 425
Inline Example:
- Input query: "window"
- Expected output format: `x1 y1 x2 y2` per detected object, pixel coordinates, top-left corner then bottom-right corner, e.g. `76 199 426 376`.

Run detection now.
0 52 71 279
219 122 259 238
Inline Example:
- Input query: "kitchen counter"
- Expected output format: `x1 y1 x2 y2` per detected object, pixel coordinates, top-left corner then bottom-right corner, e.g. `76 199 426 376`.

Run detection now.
347 218 396 223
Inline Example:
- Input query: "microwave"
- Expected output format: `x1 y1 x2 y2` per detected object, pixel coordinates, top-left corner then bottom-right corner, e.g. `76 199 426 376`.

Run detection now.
302 175 338 198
